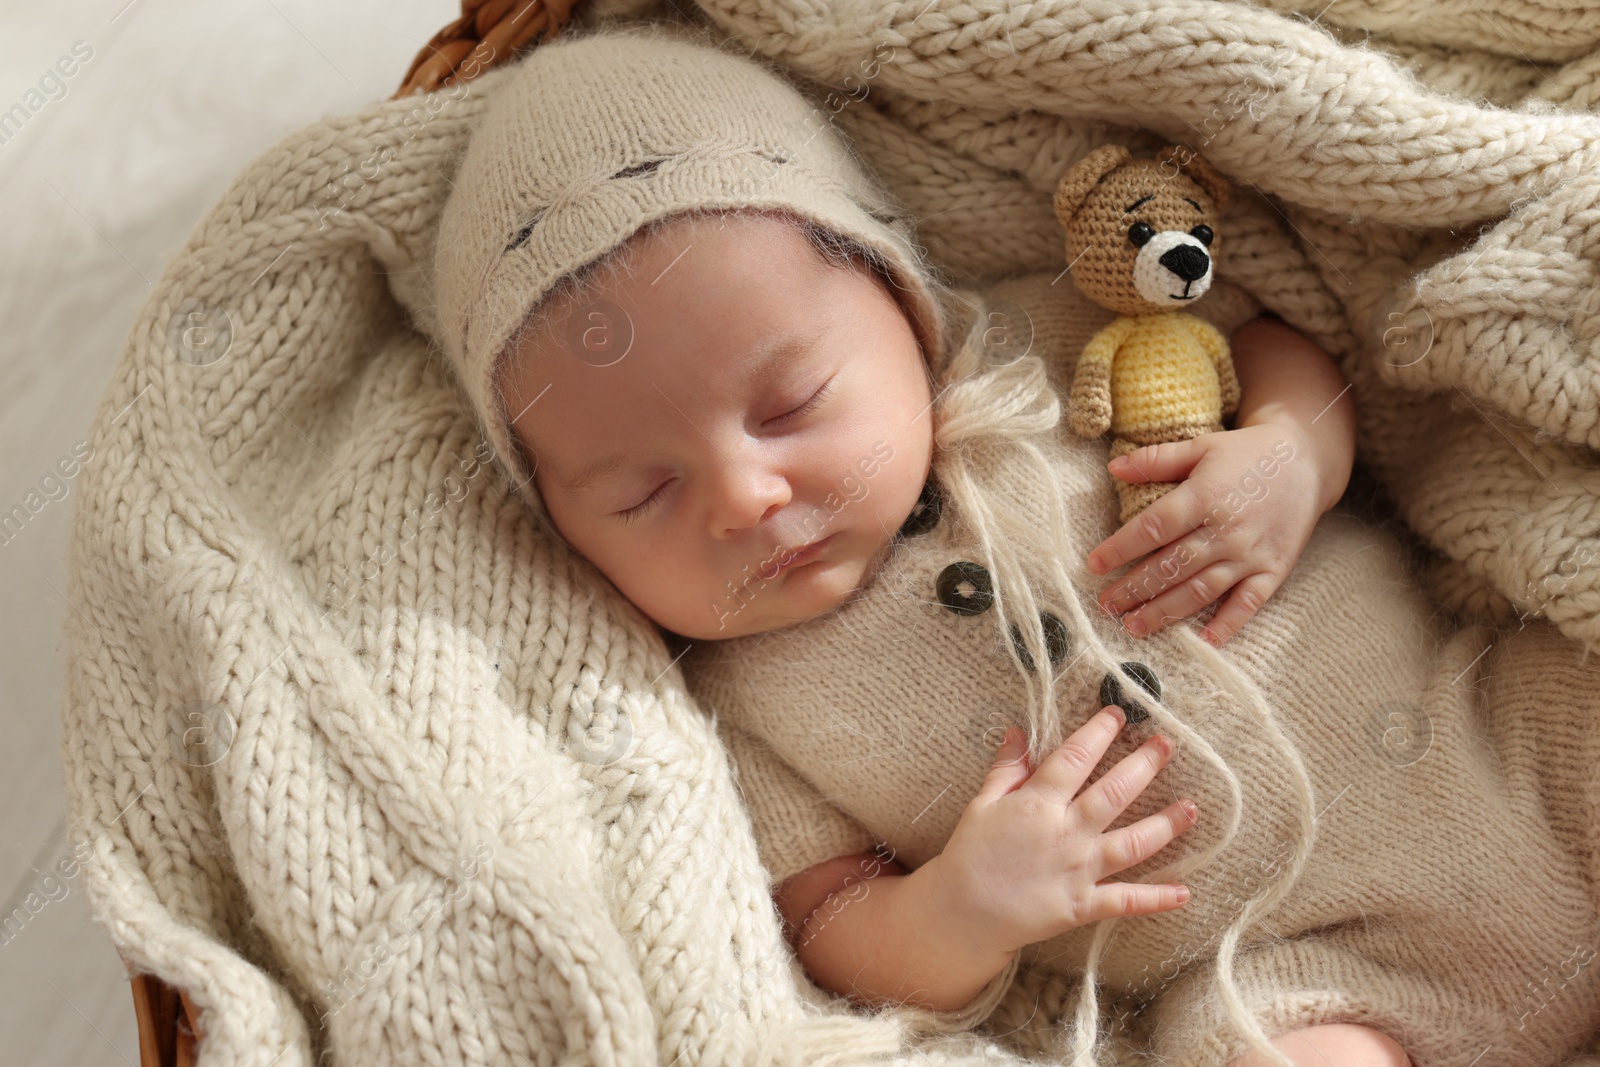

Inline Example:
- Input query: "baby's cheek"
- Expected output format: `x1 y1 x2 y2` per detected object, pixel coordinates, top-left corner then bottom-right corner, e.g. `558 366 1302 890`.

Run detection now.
838 470 868 503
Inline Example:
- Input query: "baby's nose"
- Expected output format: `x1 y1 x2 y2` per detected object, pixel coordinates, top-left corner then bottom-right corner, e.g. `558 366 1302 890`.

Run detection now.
711 461 792 534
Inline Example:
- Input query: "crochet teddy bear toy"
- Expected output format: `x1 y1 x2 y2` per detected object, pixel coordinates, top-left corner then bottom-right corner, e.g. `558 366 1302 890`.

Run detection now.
1053 143 1240 524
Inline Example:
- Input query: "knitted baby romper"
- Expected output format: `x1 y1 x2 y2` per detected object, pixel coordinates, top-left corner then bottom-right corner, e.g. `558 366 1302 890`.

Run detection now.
680 272 1600 1067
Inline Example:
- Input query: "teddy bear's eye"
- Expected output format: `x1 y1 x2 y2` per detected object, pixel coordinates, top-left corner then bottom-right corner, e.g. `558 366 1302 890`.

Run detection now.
1127 221 1154 248
1191 224 1214 247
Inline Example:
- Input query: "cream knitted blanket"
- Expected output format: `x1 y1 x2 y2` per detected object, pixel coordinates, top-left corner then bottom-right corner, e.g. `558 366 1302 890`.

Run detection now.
59 0 1600 1065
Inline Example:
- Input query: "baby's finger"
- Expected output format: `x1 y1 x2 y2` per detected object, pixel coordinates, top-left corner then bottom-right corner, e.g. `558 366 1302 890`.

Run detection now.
1022 705 1126 807
972 725 1031 803
1070 733 1175 834
1201 571 1281 647
1106 438 1206 486
1117 560 1245 639
1080 881 1191 924
1086 483 1205 577
1097 527 1217 617
1095 798 1199 879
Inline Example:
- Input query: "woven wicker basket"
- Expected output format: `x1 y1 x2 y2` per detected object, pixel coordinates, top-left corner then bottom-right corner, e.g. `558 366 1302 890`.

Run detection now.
126 4 585 1062
394 0 583 98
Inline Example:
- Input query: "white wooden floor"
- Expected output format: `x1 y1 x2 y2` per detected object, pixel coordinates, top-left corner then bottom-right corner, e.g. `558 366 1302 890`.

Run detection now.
0 2 454 1061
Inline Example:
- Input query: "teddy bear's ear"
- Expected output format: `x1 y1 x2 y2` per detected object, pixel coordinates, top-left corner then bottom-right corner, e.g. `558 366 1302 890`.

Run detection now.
1054 143 1133 226
1155 143 1231 215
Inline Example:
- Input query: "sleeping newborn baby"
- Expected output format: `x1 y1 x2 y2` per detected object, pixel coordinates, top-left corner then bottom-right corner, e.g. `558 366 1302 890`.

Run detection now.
433 22 1600 1067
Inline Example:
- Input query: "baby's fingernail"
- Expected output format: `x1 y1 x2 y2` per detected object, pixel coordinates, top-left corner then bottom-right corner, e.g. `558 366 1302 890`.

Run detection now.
1175 885 1191 904
1108 456 1129 469
1125 616 1148 636
1086 552 1105 574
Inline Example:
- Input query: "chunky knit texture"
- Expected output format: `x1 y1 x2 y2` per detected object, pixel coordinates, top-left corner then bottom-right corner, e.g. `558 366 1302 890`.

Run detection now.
57 0 1600 1065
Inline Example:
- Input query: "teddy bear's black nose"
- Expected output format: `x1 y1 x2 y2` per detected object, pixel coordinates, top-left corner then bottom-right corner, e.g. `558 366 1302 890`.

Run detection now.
1159 243 1211 282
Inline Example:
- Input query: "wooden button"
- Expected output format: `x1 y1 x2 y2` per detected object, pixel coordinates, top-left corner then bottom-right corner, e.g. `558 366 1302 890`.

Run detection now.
897 475 942 539
1100 662 1161 725
1010 612 1070 671
936 560 993 616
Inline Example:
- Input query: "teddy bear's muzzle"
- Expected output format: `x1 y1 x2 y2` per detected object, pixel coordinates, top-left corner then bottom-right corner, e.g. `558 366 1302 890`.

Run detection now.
1133 231 1213 305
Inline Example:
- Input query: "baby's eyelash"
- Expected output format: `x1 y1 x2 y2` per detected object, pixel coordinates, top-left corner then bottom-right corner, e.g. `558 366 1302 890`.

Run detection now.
617 481 669 524
773 377 835 424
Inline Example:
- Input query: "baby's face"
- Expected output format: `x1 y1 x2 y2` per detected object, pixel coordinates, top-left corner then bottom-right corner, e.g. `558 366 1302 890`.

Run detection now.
501 212 935 640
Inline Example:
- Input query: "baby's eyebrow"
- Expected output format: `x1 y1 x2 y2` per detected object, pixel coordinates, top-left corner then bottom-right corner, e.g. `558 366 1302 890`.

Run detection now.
741 327 827 391
559 451 627 494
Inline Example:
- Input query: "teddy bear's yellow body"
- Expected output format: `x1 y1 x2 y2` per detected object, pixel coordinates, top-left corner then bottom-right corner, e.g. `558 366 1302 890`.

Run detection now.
1082 311 1231 439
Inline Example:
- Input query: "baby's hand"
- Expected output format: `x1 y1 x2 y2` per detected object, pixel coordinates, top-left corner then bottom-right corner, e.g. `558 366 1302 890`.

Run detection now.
922 705 1197 956
1084 422 1322 647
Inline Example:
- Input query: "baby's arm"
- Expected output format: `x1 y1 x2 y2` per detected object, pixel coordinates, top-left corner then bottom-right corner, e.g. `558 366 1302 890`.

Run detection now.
1230 314 1355 516
1088 313 1357 646
775 848 1016 1013
774 708 1197 1016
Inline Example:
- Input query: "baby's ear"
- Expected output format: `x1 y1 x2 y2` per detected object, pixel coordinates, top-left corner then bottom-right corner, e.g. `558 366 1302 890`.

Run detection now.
1054 144 1133 226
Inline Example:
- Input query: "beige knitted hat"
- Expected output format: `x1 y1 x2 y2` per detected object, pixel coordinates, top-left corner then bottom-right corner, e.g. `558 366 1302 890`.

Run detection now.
433 19 949 519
